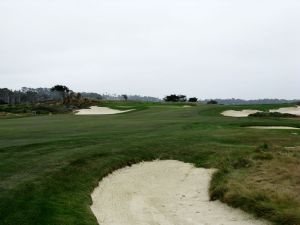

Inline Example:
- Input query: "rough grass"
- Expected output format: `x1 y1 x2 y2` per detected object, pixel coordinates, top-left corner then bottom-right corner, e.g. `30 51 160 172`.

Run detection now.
210 145 300 225
0 102 300 225
249 112 298 118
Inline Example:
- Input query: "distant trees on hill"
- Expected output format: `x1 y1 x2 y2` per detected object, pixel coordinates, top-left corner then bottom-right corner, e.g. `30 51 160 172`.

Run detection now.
203 98 299 105
0 88 43 104
1 87 298 105
0 86 161 104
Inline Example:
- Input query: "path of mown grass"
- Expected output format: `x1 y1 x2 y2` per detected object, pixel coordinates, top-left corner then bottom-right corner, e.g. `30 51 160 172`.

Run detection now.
0 103 300 225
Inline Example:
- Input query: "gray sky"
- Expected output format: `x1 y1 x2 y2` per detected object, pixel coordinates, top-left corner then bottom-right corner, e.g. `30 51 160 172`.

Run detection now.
0 0 299 99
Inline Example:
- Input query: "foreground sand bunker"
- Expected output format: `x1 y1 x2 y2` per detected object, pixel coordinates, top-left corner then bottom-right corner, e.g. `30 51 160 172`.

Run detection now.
75 106 133 115
221 110 261 117
91 160 269 225
248 126 300 130
270 106 300 116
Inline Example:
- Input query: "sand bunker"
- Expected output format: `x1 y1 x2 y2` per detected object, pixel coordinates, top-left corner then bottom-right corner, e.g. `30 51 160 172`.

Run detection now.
221 110 261 117
285 146 300 150
248 126 300 130
75 106 133 115
91 160 269 225
270 106 300 116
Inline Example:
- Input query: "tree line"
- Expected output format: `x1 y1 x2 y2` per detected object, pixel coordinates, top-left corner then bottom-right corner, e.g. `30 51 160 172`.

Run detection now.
0 86 161 105
0 86 76 105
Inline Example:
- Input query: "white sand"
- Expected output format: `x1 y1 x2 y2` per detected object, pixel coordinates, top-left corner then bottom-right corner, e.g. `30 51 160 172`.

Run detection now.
285 146 300 149
75 106 133 115
221 110 261 117
269 106 300 116
248 126 300 130
91 160 269 225
183 105 192 108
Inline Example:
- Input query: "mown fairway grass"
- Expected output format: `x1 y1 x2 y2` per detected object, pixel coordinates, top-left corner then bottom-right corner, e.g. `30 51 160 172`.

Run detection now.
0 103 300 225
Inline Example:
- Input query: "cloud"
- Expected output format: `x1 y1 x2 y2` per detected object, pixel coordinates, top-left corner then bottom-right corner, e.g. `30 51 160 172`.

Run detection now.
0 0 299 99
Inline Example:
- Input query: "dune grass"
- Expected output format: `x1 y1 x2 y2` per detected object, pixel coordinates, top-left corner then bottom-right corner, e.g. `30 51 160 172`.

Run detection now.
0 103 300 225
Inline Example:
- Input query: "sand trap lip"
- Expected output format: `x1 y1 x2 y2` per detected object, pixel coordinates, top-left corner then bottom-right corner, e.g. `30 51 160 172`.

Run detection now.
247 126 300 130
285 146 300 149
91 160 269 225
75 106 133 115
221 110 261 117
269 106 300 116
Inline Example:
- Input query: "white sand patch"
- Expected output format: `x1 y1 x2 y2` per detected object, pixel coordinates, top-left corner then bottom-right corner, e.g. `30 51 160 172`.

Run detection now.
248 126 300 130
91 160 269 225
221 110 261 117
269 106 300 116
183 105 192 108
75 106 133 115
285 146 300 150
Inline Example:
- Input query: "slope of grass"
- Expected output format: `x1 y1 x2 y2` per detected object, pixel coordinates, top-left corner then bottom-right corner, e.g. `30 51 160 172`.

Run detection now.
0 103 300 225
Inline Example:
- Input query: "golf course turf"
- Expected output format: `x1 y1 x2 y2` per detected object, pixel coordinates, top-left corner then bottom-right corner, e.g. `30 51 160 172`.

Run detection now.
0 102 300 225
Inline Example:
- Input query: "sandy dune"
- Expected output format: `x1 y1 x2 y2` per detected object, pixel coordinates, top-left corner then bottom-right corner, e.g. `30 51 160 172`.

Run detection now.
75 106 133 115
248 126 300 130
270 106 300 116
91 160 269 225
221 110 261 117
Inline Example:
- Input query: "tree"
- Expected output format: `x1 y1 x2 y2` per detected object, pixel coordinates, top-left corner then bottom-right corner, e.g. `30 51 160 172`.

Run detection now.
0 88 11 104
207 100 218 104
25 91 38 103
188 97 198 102
164 94 178 102
50 85 70 103
122 94 128 101
164 94 187 102
178 95 187 102
75 93 81 101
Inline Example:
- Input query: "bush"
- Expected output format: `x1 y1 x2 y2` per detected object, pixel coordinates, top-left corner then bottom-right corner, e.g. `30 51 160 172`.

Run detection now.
249 112 297 118
32 105 71 114
207 100 218 104
231 157 253 169
253 153 273 160
188 97 198 102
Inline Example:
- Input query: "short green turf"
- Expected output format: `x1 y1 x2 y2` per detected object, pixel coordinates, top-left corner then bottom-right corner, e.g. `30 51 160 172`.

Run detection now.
0 103 299 225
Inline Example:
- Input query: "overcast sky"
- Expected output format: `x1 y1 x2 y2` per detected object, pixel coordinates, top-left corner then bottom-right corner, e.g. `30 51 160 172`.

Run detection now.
0 0 299 99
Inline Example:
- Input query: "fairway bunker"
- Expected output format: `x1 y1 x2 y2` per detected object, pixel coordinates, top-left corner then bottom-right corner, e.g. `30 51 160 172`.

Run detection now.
221 109 261 117
270 106 300 116
247 126 300 130
75 106 133 115
91 160 269 225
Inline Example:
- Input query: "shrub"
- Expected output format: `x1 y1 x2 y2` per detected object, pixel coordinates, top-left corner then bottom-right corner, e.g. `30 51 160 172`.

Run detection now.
249 112 297 118
231 157 253 169
188 97 198 102
253 153 273 160
207 100 218 104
